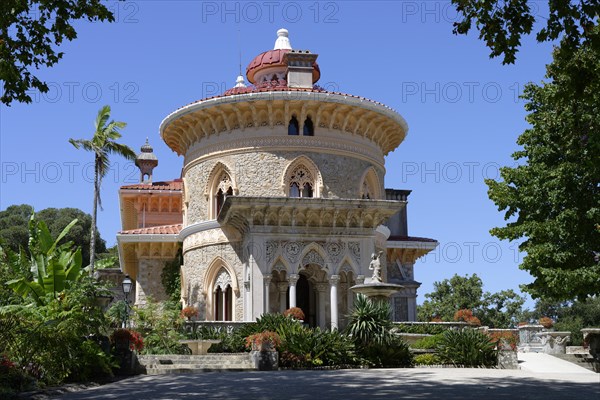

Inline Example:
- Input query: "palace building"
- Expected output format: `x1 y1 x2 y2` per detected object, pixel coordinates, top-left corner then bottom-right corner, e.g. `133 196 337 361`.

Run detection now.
117 29 437 329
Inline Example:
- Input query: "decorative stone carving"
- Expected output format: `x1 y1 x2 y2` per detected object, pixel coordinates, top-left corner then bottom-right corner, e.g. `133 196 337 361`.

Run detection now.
215 268 232 291
348 242 361 263
302 249 325 268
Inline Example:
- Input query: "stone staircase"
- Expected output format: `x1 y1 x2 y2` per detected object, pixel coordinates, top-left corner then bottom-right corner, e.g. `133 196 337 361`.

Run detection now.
137 353 256 375
554 351 599 373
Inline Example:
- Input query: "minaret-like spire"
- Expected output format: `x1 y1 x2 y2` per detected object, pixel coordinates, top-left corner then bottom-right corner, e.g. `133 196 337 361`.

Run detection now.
274 28 292 50
234 74 246 88
135 138 158 184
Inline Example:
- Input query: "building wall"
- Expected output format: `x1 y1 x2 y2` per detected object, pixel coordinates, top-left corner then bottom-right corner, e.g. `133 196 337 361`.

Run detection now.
184 148 383 225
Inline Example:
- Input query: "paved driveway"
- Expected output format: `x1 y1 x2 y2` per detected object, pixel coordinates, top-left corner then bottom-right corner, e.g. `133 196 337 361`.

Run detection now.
56 368 599 400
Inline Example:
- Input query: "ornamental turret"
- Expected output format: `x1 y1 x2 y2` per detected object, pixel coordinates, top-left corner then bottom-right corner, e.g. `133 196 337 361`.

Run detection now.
135 138 158 184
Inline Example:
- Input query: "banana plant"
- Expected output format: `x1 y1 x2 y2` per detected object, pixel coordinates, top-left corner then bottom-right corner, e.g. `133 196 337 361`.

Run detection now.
6 214 82 305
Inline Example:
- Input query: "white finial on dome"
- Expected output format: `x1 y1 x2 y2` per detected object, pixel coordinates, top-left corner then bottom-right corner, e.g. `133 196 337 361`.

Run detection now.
234 74 246 88
274 28 292 50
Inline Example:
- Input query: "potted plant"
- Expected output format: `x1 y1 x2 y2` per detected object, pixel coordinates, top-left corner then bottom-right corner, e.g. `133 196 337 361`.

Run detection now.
283 307 305 321
245 331 282 352
181 306 199 321
539 317 554 330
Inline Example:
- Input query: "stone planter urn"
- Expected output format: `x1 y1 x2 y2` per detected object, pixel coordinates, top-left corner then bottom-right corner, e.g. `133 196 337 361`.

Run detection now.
538 331 571 355
518 324 544 352
581 328 600 359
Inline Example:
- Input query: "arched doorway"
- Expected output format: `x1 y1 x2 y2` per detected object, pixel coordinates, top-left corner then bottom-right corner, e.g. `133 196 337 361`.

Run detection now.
297 273 314 326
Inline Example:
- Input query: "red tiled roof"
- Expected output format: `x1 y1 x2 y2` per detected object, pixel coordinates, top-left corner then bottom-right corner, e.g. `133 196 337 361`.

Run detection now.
388 235 437 243
121 179 183 191
245 49 321 84
119 224 182 235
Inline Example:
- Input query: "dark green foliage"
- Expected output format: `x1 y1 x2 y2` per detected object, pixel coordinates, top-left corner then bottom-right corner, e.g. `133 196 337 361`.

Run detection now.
451 0 600 64
486 36 600 300
131 299 188 355
0 0 115 105
345 294 413 367
161 248 183 302
410 334 444 349
436 329 498 367
0 205 106 265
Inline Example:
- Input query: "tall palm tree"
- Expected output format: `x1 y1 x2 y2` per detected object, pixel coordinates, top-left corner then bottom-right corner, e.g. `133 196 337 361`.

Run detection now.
70 105 136 273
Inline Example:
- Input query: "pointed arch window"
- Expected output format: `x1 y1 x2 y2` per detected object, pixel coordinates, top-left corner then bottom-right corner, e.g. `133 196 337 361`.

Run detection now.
214 268 233 321
288 165 314 198
213 172 233 218
303 116 314 136
288 116 299 135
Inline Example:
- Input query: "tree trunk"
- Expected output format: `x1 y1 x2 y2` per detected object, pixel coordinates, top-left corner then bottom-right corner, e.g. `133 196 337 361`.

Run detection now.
90 155 99 274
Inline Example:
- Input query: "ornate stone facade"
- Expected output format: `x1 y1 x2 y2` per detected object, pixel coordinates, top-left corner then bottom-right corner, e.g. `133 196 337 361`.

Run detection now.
117 29 437 328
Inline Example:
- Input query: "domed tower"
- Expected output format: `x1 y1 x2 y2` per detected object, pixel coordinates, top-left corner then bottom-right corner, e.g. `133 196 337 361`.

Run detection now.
159 29 437 326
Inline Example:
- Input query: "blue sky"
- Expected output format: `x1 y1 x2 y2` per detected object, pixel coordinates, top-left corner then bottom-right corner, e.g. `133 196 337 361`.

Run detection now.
0 1 554 306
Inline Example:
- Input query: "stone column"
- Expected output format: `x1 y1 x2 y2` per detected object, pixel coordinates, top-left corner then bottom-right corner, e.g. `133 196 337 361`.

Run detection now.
277 282 288 313
221 289 227 321
288 274 299 308
316 283 328 328
263 274 272 314
329 275 340 331
244 281 251 321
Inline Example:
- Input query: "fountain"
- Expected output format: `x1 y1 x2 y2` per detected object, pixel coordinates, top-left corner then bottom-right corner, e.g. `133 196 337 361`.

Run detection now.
350 251 404 300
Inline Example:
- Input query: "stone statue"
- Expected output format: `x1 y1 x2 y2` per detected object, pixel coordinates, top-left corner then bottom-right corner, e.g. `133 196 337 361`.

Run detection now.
369 251 383 283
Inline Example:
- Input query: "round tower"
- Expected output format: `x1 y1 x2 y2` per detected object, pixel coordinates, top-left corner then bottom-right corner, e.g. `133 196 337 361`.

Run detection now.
159 29 411 325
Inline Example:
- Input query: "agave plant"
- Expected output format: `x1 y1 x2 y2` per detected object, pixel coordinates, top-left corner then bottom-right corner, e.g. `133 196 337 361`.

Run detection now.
345 294 394 347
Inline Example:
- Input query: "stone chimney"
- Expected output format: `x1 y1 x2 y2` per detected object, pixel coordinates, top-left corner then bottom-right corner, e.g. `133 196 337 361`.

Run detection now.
285 50 319 89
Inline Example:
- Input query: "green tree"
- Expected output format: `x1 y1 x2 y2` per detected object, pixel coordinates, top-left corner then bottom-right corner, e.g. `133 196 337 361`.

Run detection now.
418 274 525 328
70 105 135 273
486 37 600 300
0 0 115 105
418 274 484 321
0 205 107 264
451 0 600 64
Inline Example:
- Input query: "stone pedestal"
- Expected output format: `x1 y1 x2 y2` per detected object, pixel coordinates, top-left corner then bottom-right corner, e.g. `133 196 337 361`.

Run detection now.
497 350 519 369
518 324 543 352
581 328 600 359
539 331 571 355
251 350 279 371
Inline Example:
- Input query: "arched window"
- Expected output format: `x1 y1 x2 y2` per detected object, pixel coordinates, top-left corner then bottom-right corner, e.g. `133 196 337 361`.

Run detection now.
213 172 233 217
359 167 381 200
288 116 299 135
289 165 314 198
303 116 314 136
214 268 233 321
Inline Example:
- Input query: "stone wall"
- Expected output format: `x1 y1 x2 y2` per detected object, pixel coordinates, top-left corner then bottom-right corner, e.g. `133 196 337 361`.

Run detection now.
182 242 245 321
135 259 169 304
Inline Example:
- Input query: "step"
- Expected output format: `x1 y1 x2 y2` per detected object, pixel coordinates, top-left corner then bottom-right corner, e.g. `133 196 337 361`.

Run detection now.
137 353 256 375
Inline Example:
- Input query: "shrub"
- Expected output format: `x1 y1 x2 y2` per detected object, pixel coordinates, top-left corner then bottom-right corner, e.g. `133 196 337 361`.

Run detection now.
436 329 498 367
539 317 554 329
180 306 199 320
454 309 481 326
362 335 413 367
131 299 187 354
488 331 518 350
279 326 357 368
245 331 282 350
414 353 442 366
410 334 443 349
283 307 305 320
395 323 450 335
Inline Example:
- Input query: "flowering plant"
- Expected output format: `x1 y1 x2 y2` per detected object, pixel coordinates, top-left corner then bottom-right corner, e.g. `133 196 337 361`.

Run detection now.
181 306 199 320
283 307 305 320
453 309 481 326
111 328 144 351
245 331 282 351
488 331 518 351
539 317 554 329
